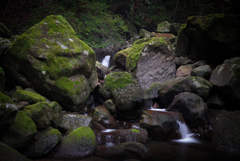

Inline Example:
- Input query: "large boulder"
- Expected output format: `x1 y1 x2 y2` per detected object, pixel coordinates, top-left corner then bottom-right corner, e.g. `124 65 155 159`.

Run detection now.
158 76 212 107
0 141 31 161
114 47 132 70
2 111 37 151
12 89 46 104
0 92 18 138
212 111 240 154
140 110 184 139
23 101 62 129
176 14 240 65
167 92 207 128
25 127 62 158
53 126 97 158
103 72 151 120
126 37 176 90
210 57 240 109
58 114 93 133
3 15 97 112
103 99 116 114
191 65 212 79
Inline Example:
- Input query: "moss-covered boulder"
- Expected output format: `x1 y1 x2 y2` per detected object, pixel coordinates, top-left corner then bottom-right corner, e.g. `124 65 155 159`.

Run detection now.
3 15 97 112
2 111 37 151
145 82 162 100
212 111 240 154
114 47 132 70
140 110 184 139
157 21 171 33
126 37 175 90
176 14 240 65
210 57 240 110
0 67 5 92
53 126 97 158
58 114 93 133
0 141 31 161
103 99 116 114
0 92 18 139
0 23 12 38
139 29 151 38
25 127 62 158
159 76 212 108
23 101 61 129
191 65 212 79
103 72 151 120
92 105 118 129
12 89 46 104
48 101 62 127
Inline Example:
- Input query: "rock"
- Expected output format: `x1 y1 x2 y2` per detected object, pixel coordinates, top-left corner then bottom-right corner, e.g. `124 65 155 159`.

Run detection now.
3 15 96 112
171 23 182 36
157 21 171 33
2 111 37 151
167 92 207 128
23 102 61 129
139 29 151 38
158 76 212 107
103 72 151 120
192 60 208 68
0 67 5 92
0 141 31 161
212 111 240 154
140 110 184 139
0 92 18 138
191 65 212 79
145 82 162 99
103 99 116 114
175 14 240 65
98 83 111 100
48 101 62 127
206 109 227 129
114 47 132 70
12 89 46 104
126 37 176 90
53 126 97 158
206 94 226 110
104 142 150 158
96 61 108 80
176 65 193 77
58 114 93 133
175 56 193 68
92 106 118 129
210 57 240 109
25 127 62 158
87 69 98 92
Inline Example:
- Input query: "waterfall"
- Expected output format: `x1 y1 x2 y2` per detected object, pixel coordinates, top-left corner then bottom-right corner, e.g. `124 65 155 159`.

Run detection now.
175 120 199 143
101 55 111 68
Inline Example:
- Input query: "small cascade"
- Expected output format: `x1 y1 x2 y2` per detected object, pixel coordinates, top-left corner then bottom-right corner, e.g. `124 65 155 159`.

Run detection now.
150 107 166 112
175 120 199 143
101 55 111 68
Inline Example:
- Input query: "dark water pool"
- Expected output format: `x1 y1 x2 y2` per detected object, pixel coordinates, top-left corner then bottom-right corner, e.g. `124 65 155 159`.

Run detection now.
34 139 240 161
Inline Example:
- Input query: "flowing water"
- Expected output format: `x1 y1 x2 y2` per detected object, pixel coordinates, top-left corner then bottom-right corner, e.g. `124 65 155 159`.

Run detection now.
101 55 111 68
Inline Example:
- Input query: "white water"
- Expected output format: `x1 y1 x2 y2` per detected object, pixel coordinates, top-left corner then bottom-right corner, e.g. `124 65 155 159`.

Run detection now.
175 120 199 143
101 55 111 68
101 129 117 133
150 107 166 112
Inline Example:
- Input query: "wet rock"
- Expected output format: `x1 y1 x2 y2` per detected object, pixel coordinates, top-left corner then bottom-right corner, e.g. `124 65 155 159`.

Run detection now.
0 92 18 138
176 64 193 77
0 141 31 161
103 99 116 114
104 142 150 158
3 15 96 112
210 57 240 110
126 37 176 90
58 114 93 133
212 111 240 154
140 110 184 139
53 126 97 158
167 92 207 128
2 111 37 152
206 109 227 129
191 65 212 79
117 128 148 144
175 56 193 68
145 82 162 100
158 76 212 107
12 89 46 104
25 127 62 158
92 106 118 129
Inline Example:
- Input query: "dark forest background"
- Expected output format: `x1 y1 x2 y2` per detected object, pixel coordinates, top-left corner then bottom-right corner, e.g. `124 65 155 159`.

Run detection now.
0 0 239 48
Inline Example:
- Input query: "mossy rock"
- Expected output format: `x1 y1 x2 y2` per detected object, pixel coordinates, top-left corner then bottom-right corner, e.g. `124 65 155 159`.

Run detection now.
0 141 31 161
12 89 46 104
145 82 162 99
139 29 151 38
157 21 171 33
23 101 60 129
2 111 37 151
53 126 97 158
25 128 62 158
48 101 62 128
3 15 96 111
0 23 12 38
103 99 116 114
0 67 5 92
114 47 132 70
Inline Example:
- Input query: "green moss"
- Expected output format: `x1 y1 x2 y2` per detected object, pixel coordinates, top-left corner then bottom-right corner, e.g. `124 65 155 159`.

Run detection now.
131 129 140 133
0 92 13 106
12 89 46 104
126 37 167 72
145 82 162 95
115 47 132 60
105 72 137 91
178 24 187 36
